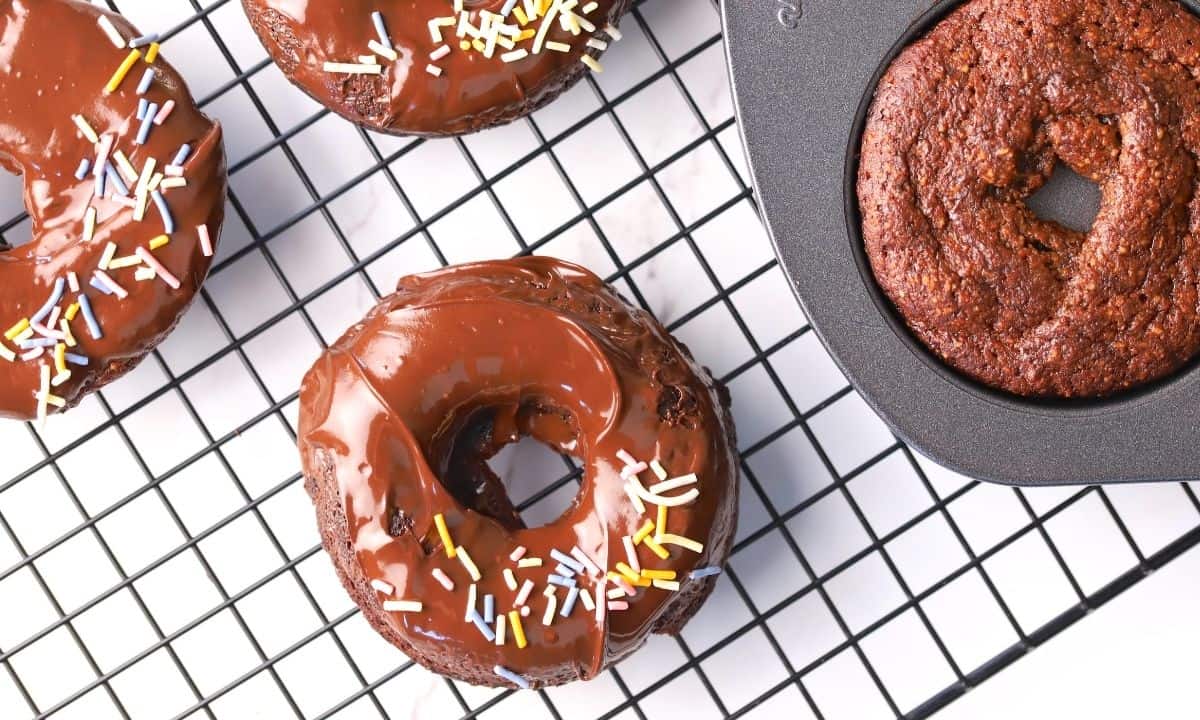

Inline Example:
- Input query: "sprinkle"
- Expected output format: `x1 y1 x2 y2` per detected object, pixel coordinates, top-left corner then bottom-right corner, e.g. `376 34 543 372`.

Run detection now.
4 319 28 341
642 535 670 560
543 584 556 598
75 159 91 180
369 579 394 595
622 536 640 573
650 459 668 480
433 513 456 558
595 577 607 624
653 579 680 591
547 574 576 588
582 1 598 11
633 520 655 545
465 583 478 621
501 48 529 62
656 505 668 540
629 478 700 507
107 255 144 271
517 557 542 568
457 546 482 581
65 303 79 322
495 613 507 646
502 0 520 14
484 594 495 624
579 588 595 611
97 15 125 48
560 586 579 617
494 663 530 689
641 569 676 581
97 241 117 271
425 64 443 77
67 274 80 294
59 319 76 348
544 41 571 53
503 568 518 591
521 605 530 617
514 579 535 606
172 144 192 167
133 157 157 222
604 22 623 41
690 566 722 579
153 100 175 125
371 11 393 50
109 194 137 209
134 267 156 282
555 563 576 578
95 134 114 172
51 370 72 388
569 546 602 577
615 562 640 584
429 44 451 62
105 50 142 94
78 295 101 339
650 473 698 495
136 105 159 145
93 170 106 199
0 345 12 362
509 546 527 562
164 165 185 177
136 68 155 95
587 37 608 51
542 591 558 625
362 41 396 63
35 364 49 425
20 338 57 349
197 224 213 257
13 326 33 343
72 115 99 145
616 449 637 466
113 151 138 183
323 61 383 74
129 33 159 48
608 600 629 611
431 567 455 591
606 587 626 600
149 234 170 250
106 164 130 197
21 347 44 361
93 270 127 299
624 482 646 514
145 42 160 64
469 609 496 641
533 0 563 53
508 610 527 648
135 247 181 289
660 533 704 553
429 16 456 43
89 276 113 295
550 549 584 574
31 278 65 325
137 98 150 120
159 177 186 191
581 55 603 72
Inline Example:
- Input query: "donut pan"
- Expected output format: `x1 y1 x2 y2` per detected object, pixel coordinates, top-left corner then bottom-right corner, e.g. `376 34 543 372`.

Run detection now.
722 0 1200 486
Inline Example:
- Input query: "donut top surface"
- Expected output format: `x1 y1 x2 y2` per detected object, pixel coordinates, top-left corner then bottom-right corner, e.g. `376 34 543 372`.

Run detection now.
298 257 738 686
858 0 1200 398
242 0 627 135
0 0 225 420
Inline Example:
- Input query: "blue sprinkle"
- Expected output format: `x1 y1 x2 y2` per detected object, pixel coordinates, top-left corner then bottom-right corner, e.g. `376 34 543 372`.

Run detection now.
31 278 65 324
689 566 722 580
172 143 192 167
89 276 113 296
547 574 576 588
65 353 90 366
19 338 57 349
74 158 91 180
105 164 129 197
135 103 158 145
151 190 174 234
371 11 393 50
129 33 159 48
554 563 576 578
550 549 584 574
136 67 155 95
137 97 149 120
93 171 106 198
468 609 495 642
78 294 102 340
560 586 579 617
483 594 495 625
493 665 531 690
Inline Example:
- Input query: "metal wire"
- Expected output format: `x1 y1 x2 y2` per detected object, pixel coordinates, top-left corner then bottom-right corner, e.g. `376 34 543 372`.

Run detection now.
1 1 1198 718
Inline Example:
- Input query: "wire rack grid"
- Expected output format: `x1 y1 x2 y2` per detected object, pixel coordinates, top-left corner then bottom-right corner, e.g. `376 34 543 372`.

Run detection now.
2 1 1200 719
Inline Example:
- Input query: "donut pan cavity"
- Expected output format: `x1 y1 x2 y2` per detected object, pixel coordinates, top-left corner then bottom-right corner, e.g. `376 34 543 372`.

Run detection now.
722 0 1200 486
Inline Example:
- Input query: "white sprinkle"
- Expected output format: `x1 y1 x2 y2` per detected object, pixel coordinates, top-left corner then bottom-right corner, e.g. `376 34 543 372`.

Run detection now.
368 39 399 62
97 240 116 270
650 459 668 480
582 1 598 12
495 613 507 646
357 54 379 65
501 48 529 63
382 600 423 613
323 61 382 74
197 224 213 258
616 449 637 466
425 64 443 77
570 546 602 577
431 567 455 591
457 546 482 581
622 535 640 573
544 41 572 53
578 588 595 611
465 583 478 621
604 22 623 41
624 481 647 514
97 15 126 48
649 474 698 496
509 546 528 562
67 272 79 293
542 591 557 626
586 37 608 51
517 557 543 568
581 55 603 72
370 579 394 595
514 579 534 606
430 44 452 61
653 579 680 591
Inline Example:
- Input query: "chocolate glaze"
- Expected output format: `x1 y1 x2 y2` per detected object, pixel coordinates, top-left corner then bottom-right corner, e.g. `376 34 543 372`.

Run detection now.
0 0 225 419
298 257 738 688
241 0 629 136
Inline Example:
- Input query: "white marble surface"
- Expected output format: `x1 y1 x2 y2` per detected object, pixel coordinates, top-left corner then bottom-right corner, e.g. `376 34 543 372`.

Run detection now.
0 1 1197 719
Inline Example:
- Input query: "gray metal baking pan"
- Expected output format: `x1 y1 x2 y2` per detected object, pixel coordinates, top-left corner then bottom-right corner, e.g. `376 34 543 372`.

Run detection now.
722 0 1200 485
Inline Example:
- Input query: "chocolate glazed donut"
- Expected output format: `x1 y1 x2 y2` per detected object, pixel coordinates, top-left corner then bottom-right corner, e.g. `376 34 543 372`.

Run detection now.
241 0 629 136
298 257 738 688
0 0 225 420
859 0 1200 398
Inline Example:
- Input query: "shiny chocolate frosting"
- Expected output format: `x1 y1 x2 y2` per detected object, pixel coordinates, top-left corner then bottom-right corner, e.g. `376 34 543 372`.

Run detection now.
298 257 739 688
241 0 629 136
0 0 225 420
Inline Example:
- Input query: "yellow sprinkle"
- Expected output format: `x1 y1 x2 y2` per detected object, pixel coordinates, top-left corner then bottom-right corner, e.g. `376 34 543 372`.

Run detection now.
641 569 676 581
54 344 66 374
149 234 170 250
513 6 529 24
71 115 99 144
64 303 80 322
581 54 603 73
60 319 76 348
145 42 160 64
652 579 680 591
508 610 527 648
105 49 142 94
457 546 482 581
545 41 572 53
459 40 472 51
517 557 543 568
630 575 651 587
434 513 456 558
632 520 655 545
472 38 487 52
660 533 705 553
655 505 667 540
642 536 670 560
615 562 640 584
4 319 29 341
516 28 536 41
106 255 142 270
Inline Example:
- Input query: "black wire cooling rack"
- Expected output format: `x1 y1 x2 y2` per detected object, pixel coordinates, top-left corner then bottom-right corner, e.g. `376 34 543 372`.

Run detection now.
3 1 1200 719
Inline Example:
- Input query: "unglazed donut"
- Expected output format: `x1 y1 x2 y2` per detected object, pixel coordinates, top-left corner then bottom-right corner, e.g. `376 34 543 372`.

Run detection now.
241 0 629 136
0 0 225 421
298 257 738 688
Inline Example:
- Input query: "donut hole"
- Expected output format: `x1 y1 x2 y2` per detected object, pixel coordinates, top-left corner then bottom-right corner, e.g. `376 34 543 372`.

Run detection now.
1024 161 1101 234
486 436 580 529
